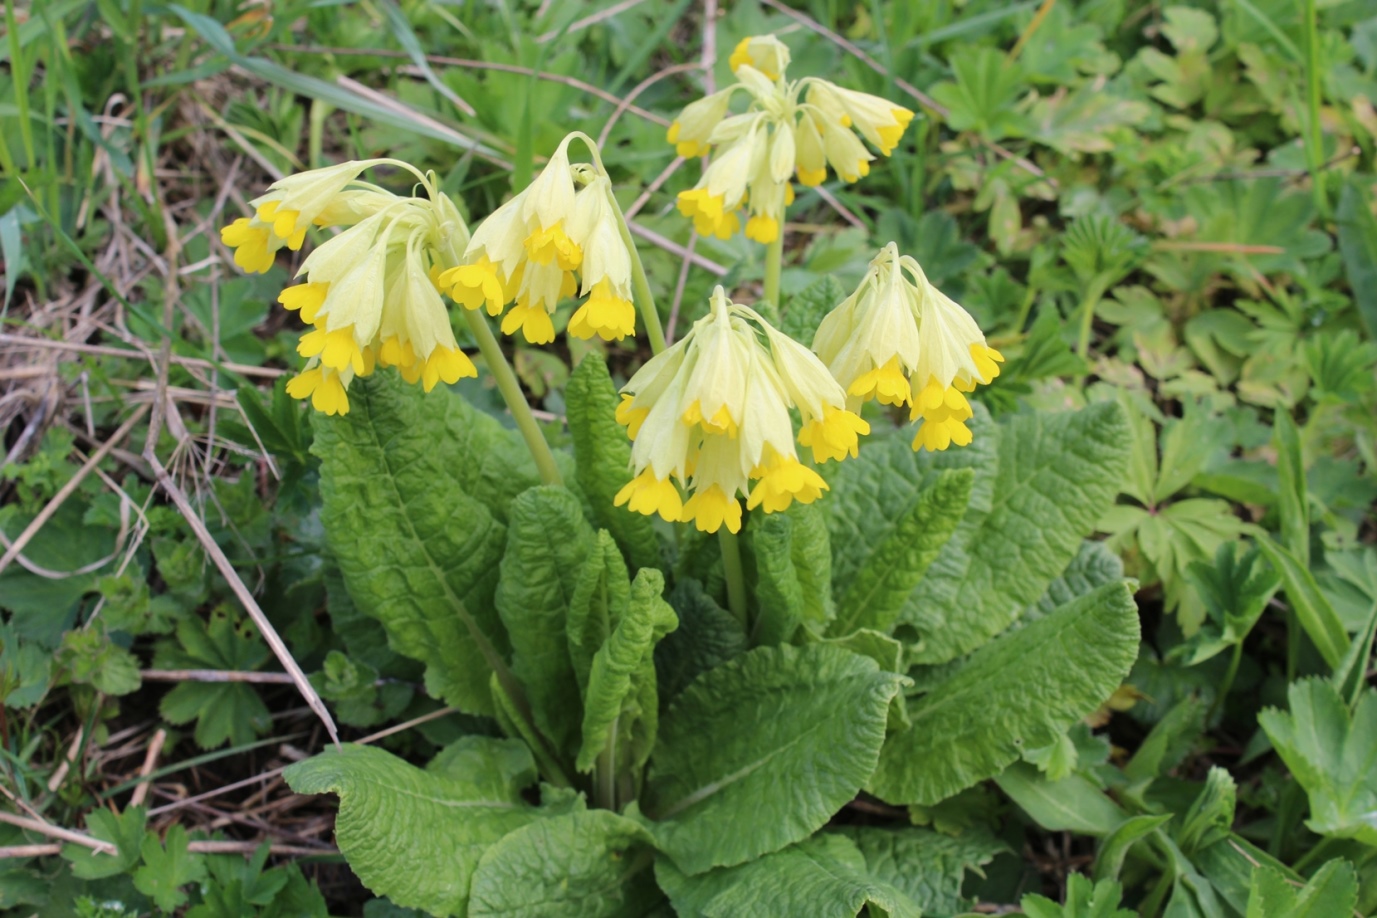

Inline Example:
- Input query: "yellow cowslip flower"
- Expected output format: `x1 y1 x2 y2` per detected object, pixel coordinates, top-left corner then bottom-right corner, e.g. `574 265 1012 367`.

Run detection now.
614 286 866 534
667 34 914 241
223 160 477 415
728 34 792 81
813 243 1003 452
438 139 639 343
219 160 398 274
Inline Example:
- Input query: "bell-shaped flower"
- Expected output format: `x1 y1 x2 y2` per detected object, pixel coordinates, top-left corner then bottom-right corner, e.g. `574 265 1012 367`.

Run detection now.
438 138 640 344
615 287 865 534
665 33 914 243
728 34 792 81
219 160 401 274
813 243 1002 452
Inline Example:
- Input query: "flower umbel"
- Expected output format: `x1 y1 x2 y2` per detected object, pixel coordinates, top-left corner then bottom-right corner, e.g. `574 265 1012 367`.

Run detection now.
813 243 1003 451
615 286 867 533
667 33 914 243
222 160 477 415
437 137 638 344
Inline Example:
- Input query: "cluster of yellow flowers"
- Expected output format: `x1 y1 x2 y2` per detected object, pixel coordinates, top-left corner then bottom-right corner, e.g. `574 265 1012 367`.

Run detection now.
218 33 1001 533
439 135 639 345
614 287 868 534
220 160 475 416
815 244 1004 451
667 35 914 244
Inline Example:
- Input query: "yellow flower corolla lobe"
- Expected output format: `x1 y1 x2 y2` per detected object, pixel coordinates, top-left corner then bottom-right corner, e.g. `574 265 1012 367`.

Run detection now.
615 286 865 533
666 33 914 244
814 243 1002 452
441 140 639 343
222 159 478 415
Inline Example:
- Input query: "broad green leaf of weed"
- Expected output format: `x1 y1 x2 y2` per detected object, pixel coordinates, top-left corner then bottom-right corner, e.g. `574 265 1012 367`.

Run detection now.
1021 873 1135 918
903 401 1129 664
0 619 51 708
929 47 1028 140
314 375 510 716
637 644 905 874
496 486 596 759
1177 767 1238 854
834 826 1005 916
655 834 920 918
577 568 677 777
1259 680 1377 844
1336 177 1377 338
872 581 1139 806
1124 695 1206 783
62 805 147 880
1029 86 1151 154
285 744 544 917
996 762 1127 836
58 628 141 696
133 824 206 912
565 353 661 572
155 607 271 749
1245 859 1358 918
468 810 662 917
1170 542 1279 666
1095 815 1174 883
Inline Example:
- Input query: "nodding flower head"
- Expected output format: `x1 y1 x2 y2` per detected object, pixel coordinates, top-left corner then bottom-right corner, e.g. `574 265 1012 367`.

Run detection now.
437 136 638 344
614 286 868 534
813 243 1003 451
223 160 476 416
667 34 914 244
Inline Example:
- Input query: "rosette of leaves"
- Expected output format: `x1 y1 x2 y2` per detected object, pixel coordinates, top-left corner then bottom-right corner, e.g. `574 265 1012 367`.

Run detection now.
284 345 1140 916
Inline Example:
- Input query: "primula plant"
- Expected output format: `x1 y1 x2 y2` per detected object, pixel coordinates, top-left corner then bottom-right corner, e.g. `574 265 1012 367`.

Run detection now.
208 33 1140 917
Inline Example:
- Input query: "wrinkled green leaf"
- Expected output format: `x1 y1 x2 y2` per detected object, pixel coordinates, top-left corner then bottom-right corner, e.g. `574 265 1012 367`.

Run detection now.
566 353 661 572
468 810 661 918
903 402 1130 664
578 568 678 775
873 582 1139 805
836 826 1005 915
568 531 633 695
640 644 904 874
784 274 847 345
315 375 510 715
655 834 920 918
655 579 746 705
747 511 805 646
285 744 541 917
496 486 596 758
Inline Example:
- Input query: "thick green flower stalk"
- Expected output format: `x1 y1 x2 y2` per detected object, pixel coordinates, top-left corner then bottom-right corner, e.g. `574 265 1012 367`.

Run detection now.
668 33 915 244
814 243 1004 451
219 160 475 415
614 286 868 535
437 135 640 345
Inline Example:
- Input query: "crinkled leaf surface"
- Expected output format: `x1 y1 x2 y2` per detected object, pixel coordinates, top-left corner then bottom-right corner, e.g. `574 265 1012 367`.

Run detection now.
566 353 662 572
787 502 834 629
823 406 998 594
783 274 847 345
654 579 746 706
903 402 1129 663
831 469 972 636
427 736 537 802
747 511 805 646
640 644 905 874
468 809 661 918
284 744 541 917
568 531 633 694
1025 540 1125 623
655 834 921 918
872 581 1139 806
315 375 510 715
1258 680 1377 844
835 826 1005 916
578 568 678 775
496 486 596 758
1245 859 1358 918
